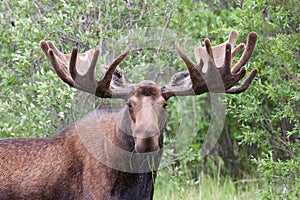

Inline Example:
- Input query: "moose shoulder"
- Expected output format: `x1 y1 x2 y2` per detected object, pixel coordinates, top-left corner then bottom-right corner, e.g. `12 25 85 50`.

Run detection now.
0 30 258 200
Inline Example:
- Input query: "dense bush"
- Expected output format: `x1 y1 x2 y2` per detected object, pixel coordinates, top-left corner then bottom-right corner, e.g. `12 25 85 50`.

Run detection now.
1 0 299 199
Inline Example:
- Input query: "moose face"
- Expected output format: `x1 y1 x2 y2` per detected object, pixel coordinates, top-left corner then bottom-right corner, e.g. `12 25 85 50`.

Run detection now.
126 81 167 153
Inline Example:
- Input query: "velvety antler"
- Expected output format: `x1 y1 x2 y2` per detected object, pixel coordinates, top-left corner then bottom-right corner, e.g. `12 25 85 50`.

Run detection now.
162 31 258 99
40 41 133 98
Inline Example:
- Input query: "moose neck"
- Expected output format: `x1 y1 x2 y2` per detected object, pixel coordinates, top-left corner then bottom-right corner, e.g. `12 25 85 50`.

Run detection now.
109 109 159 199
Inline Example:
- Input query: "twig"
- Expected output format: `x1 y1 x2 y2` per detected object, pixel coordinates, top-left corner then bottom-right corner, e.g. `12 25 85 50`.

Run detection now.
279 64 299 84
154 2 175 82
98 0 103 48
4 0 15 26
126 0 134 29
234 178 260 184
158 5 174 50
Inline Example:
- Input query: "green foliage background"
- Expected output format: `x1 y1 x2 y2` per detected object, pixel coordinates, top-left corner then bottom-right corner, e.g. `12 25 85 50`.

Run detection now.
1 0 299 199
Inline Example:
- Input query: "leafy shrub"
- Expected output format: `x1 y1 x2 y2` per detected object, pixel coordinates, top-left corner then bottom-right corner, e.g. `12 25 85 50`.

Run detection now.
1 0 299 199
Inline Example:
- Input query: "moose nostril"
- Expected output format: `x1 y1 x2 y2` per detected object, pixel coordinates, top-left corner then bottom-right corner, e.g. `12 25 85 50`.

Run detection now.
134 137 160 153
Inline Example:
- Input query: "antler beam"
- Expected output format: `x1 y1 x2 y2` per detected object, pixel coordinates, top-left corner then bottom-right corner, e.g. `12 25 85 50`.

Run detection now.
40 41 133 99
162 31 258 99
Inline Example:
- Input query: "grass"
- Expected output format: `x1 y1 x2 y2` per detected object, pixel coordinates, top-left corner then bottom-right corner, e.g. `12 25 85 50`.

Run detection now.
154 172 259 200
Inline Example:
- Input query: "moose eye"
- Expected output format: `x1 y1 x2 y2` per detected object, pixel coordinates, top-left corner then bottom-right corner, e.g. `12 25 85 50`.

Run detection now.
163 103 168 108
126 102 133 108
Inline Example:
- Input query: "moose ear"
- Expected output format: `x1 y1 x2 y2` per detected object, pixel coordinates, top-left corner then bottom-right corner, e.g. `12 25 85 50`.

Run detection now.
168 71 191 87
101 65 132 89
161 71 193 99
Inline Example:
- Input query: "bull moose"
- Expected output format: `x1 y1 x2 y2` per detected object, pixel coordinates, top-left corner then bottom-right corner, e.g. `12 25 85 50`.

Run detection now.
0 30 258 199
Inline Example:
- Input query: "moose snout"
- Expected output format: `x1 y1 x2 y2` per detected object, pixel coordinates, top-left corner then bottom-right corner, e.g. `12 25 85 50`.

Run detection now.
133 124 160 153
134 135 160 153
133 123 160 138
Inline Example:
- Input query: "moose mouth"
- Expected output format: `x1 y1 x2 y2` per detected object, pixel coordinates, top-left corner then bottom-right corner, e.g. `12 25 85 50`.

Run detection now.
134 134 161 153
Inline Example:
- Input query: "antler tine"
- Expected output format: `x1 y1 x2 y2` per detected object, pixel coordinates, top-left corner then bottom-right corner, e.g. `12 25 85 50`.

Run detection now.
87 49 100 80
226 69 258 94
228 30 239 46
99 46 131 89
223 43 232 72
69 47 79 81
232 43 245 57
228 30 246 58
40 40 50 58
94 45 132 98
204 39 214 61
174 43 199 76
68 47 100 94
232 32 258 74
40 41 75 87
47 41 67 62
